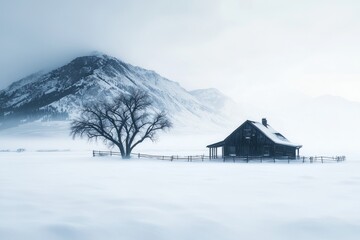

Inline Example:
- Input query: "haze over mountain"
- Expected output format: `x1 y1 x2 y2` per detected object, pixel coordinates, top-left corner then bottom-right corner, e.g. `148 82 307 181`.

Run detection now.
0 53 358 159
0 53 240 130
240 94 360 158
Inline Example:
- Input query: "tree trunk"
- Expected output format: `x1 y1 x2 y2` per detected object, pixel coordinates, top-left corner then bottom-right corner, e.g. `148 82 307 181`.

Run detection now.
125 149 131 159
124 143 132 159
116 144 126 159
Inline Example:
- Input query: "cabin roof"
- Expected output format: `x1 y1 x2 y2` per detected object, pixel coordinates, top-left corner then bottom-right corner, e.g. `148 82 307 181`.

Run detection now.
207 141 225 148
249 121 302 148
207 120 302 148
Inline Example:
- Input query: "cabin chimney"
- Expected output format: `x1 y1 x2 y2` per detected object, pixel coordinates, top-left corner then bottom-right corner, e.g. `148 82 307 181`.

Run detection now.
262 118 267 127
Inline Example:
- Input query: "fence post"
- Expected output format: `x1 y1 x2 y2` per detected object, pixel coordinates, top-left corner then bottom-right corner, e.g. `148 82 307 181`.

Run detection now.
93 150 95 157
110 151 112 156
274 157 276 163
288 157 290 164
321 157 323 163
202 155 204 162
138 153 140 158
171 156 173 162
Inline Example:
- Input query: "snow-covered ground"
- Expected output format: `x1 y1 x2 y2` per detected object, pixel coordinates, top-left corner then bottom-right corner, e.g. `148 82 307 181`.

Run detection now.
1 151 360 240
0 120 227 156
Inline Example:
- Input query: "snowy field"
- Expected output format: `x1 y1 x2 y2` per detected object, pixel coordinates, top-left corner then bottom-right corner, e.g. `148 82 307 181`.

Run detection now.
1 151 360 240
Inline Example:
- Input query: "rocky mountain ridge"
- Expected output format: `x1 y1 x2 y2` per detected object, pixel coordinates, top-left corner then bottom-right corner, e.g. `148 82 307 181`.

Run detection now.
0 53 240 129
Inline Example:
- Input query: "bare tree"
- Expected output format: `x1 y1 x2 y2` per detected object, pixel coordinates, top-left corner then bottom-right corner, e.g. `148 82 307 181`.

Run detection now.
71 89 172 158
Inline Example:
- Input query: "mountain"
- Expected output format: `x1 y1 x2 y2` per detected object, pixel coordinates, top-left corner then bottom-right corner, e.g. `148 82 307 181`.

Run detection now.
0 53 239 130
190 88 241 116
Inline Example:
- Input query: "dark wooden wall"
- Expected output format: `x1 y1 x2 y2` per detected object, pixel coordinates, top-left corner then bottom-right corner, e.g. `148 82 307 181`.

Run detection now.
223 121 296 158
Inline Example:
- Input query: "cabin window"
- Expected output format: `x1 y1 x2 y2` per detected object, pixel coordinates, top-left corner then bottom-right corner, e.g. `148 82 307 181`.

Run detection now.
228 146 236 155
244 127 251 136
275 133 286 141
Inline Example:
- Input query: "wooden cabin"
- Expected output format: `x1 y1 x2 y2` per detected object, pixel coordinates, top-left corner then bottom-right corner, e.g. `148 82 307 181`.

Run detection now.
207 118 302 159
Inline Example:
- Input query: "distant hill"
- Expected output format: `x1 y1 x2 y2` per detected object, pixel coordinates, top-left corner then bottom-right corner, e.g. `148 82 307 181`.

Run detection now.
0 53 240 130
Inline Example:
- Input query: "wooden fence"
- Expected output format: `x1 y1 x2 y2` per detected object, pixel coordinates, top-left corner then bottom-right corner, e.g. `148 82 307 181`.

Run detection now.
222 155 346 163
92 150 345 163
134 153 209 162
92 150 209 161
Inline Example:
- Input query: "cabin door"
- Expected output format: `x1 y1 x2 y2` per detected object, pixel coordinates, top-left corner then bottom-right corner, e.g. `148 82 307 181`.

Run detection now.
244 144 250 156
228 146 236 156
263 145 270 157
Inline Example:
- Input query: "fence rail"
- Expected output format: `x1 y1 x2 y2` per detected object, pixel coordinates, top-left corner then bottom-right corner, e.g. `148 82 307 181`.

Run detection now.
222 155 346 163
92 150 209 161
92 150 345 163
134 153 209 161
92 150 122 157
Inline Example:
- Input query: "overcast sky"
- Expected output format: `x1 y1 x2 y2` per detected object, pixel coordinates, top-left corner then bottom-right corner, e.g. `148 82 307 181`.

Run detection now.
0 0 359 103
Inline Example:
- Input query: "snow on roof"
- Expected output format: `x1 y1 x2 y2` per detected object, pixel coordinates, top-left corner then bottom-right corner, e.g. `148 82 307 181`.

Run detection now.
250 121 302 148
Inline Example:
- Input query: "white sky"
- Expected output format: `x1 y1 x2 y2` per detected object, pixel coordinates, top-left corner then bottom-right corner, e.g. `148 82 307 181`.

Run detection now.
0 0 359 103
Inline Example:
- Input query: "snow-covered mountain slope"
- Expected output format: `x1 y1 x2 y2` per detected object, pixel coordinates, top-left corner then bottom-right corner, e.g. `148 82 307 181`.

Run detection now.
0 53 240 130
190 88 241 116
